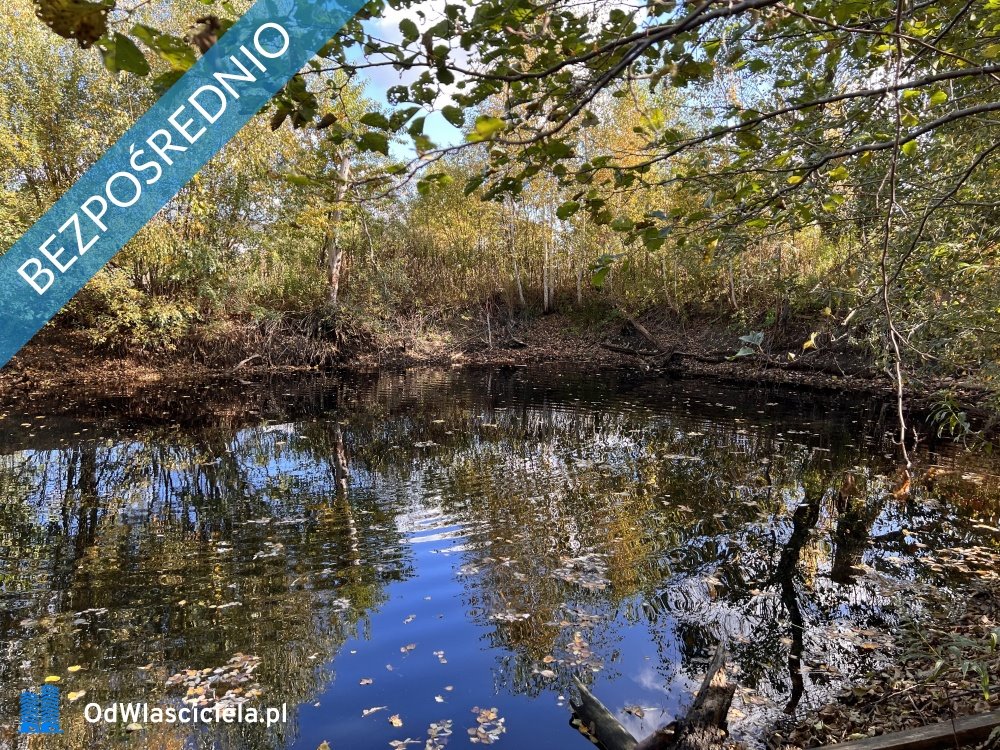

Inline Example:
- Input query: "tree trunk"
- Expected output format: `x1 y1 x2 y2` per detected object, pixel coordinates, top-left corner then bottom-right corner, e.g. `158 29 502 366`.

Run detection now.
324 154 352 307
572 649 737 750
543 235 551 313
508 201 526 308
576 259 583 306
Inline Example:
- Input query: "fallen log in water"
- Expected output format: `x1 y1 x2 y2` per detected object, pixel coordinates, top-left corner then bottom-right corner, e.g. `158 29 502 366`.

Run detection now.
571 675 638 750
571 649 736 750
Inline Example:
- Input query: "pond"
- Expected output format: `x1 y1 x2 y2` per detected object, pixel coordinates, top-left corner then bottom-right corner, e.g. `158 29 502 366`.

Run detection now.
0 368 998 750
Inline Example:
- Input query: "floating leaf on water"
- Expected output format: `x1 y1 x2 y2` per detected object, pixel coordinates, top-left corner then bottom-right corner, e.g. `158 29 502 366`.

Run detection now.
362 705 387 717
67 690 86 702
553 553 609 591
426 719 454 750
469 706 506 744
434 695 444 702
623 705 645 718
360 678 374 686
44 675 60 683
67 665 82 673
389 713 403 727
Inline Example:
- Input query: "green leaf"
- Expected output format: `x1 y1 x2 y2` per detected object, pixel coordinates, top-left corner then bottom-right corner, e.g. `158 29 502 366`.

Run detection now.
441 105 464 128
151 70 183 96
901 140 918 157
132 24 195 71
284 174 317 187
99 33 151 76
467 115 505 142
358 131 389 155
399 18 419 43
827 165 849 181
544 140 573 159
929 90 948 106
822 194 845 212
407 116 426 137
36 0 112 48
589 253 620 288
360 112 391 130
463 175 485 196
435 66 455 85
413 133 436 152
591 265 611 288
556 201 580 220
417 172 453 195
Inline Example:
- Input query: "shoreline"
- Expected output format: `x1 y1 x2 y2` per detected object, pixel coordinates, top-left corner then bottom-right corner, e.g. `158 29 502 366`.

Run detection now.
0 313 982 423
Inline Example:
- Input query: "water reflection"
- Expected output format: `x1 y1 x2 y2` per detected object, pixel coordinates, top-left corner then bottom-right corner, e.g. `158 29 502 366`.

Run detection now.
0 370 997 749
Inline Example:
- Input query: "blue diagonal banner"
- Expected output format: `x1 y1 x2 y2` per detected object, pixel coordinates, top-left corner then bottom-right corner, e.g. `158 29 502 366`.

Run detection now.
0 0 367 368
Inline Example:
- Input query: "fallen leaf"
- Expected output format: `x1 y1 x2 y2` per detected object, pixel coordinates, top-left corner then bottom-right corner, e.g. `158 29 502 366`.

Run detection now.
389 713 403 727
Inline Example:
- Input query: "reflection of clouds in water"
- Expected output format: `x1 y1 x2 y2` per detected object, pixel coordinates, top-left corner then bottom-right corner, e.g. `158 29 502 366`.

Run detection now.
633 663 671 695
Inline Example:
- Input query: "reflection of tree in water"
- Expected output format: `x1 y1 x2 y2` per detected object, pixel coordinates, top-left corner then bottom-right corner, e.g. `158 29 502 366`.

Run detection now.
1 370 999 748
0 420 408 750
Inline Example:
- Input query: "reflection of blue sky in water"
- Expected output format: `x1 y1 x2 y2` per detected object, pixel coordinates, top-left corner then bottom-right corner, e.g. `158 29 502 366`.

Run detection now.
0 370 998 749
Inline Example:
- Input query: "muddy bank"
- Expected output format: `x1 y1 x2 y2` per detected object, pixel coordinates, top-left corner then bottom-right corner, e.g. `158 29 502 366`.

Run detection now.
0 311 988 422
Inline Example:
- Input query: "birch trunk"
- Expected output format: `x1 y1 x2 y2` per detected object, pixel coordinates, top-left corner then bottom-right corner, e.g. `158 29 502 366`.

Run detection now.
324 154 352 307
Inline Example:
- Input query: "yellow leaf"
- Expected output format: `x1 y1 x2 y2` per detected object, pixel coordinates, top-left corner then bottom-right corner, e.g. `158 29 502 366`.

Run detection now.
68 690 86 702
802 332 819 351
389 713 403 727
44 675 60 683
67 665 82 673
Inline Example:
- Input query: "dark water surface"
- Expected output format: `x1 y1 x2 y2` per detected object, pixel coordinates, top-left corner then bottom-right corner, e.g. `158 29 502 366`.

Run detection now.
1 369 998 750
